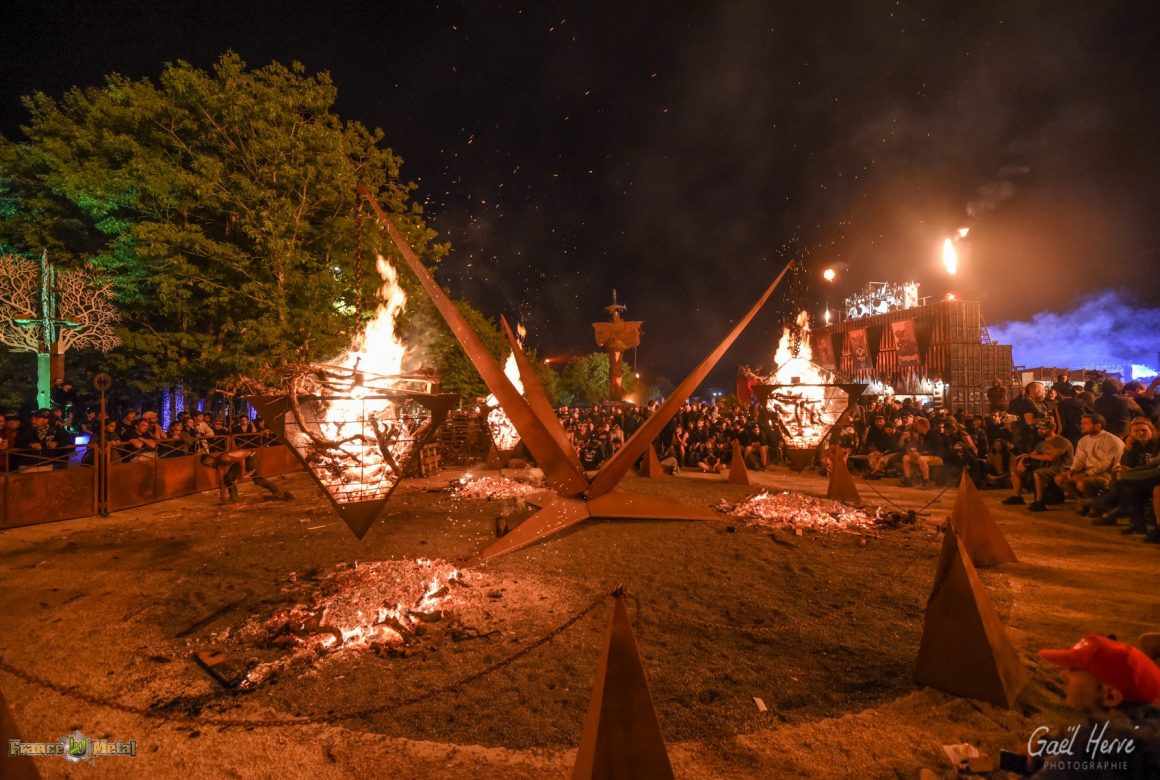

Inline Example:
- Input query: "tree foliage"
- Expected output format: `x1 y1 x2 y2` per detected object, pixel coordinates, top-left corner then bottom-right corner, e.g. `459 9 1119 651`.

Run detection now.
557 352 639 406
0 53 447 394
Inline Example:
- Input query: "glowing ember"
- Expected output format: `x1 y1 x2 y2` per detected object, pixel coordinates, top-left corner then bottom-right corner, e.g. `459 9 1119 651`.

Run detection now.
719 491 873 532
765 312 850 451
452 473 542 500
942 238 958 275
219 558 463 688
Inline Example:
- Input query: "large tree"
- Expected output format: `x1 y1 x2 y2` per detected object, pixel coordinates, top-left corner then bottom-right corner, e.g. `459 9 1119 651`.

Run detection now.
0 53 447 395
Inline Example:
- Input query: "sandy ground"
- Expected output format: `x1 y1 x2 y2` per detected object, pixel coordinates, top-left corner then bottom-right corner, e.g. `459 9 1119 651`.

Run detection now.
1 463 1158 779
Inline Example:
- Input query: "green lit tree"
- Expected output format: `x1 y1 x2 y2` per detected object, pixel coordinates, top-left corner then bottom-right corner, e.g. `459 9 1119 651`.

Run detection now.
557 352 639 406
0 53 446 397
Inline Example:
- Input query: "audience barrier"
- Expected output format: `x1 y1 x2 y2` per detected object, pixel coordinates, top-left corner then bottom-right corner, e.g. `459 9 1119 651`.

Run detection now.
1 433 301 529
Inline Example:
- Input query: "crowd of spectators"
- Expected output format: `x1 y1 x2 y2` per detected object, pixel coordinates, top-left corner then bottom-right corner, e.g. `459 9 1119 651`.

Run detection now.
0 395 272 473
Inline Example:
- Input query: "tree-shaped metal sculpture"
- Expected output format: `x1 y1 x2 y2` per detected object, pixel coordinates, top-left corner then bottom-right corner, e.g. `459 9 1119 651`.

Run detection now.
0 252 120 408
358 183 792 562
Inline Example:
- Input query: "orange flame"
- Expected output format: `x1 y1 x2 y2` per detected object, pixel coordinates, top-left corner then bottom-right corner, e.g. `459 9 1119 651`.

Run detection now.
942 238 958 275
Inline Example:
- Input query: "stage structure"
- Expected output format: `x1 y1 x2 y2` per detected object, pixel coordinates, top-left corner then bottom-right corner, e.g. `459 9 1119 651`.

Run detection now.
357 182 791 562
811 281 1013 414
592 290 642 403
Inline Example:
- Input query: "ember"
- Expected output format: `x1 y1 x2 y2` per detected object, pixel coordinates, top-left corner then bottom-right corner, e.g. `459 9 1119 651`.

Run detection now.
209 558 466 688
451 473 543 500
719 490 874 532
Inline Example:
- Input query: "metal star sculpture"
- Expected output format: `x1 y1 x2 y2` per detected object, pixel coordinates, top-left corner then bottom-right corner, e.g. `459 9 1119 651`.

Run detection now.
358 183 792 562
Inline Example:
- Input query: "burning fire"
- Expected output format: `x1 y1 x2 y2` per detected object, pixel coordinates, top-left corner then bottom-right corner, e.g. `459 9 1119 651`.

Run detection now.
485 333 527 452
942 238 959 276
719 491 873 531
232 558 462 688
286 255 436 505
766 312 850 450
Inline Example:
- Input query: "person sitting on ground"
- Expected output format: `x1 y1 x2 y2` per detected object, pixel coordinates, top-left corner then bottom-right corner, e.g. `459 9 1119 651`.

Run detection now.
982 438 1013 489
1022 634 1160 777
900 417 945 488
1003 418 1073 508
200 449 293 503
696 436 726 473
1105 418 1160 539
1055 413 1124 514
941 417 982 483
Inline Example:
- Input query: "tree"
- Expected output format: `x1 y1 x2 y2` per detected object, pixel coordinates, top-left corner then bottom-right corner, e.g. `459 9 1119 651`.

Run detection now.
0 53 446 397
557 352 639 406
0 252 120 407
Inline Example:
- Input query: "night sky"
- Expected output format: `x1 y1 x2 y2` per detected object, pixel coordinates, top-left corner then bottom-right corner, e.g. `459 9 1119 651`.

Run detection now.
3 2 1159 388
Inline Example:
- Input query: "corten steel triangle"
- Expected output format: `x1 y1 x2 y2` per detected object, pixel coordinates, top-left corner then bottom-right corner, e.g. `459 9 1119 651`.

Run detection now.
754 382 865 473
728 439 750 485
479 266 790 561
359 183 589 497
573 593 675 780
587 262 793 499
247 391 456 539
484 442 505 470
949 472 1017 567
639 444 664 478
826 447 862 504
914 526 1029 708
500 315 584 474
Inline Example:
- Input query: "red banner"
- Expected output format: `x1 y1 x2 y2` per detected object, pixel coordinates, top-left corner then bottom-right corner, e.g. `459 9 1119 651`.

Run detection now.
812 334 836 369
847 328 871 371
891 319 921 369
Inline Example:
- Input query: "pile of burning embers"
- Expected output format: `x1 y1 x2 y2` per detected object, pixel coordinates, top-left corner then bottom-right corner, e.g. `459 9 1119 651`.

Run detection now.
718 491 917 534
448 472 544 501
201 558 484 689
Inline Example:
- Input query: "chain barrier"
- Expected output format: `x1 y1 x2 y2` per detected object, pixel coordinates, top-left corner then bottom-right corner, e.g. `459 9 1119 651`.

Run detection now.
0 591 612 730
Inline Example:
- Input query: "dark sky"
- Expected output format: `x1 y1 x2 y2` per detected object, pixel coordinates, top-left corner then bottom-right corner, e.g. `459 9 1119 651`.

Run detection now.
3 1 1159 389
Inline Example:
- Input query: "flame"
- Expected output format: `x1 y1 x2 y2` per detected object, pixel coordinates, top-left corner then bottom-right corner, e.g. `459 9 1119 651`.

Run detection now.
767 311 848 449
484 334 527 452
942 238 958 275
341 255 407 377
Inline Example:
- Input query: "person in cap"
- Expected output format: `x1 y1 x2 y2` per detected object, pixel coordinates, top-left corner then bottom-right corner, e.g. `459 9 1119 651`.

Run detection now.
1023 634 1160 777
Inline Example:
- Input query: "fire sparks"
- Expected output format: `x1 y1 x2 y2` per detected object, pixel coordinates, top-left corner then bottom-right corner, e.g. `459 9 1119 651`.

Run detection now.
942 238 958 275
719 491 873 532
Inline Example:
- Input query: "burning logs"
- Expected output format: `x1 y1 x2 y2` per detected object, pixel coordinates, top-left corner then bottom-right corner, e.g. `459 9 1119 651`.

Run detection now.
450 473 544 500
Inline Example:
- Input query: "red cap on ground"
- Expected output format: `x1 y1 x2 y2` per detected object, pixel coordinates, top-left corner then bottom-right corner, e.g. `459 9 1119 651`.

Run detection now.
1040 635 1160 704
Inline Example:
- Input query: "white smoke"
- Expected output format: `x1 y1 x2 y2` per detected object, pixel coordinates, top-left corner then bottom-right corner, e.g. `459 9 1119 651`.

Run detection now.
990 290 1160 373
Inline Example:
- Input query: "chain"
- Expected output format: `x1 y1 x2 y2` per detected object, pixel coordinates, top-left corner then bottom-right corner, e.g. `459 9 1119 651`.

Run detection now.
0 591 611 730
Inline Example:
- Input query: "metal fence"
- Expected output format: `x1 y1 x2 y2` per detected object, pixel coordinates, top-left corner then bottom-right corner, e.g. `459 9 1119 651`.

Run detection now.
0 433 301 529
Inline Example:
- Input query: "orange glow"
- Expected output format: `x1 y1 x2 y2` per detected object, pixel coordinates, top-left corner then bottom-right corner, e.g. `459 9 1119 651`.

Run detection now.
822 268 836 282
942 238 958 275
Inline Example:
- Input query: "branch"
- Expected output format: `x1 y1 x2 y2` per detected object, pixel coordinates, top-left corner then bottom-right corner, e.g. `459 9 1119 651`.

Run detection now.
0 255 42 352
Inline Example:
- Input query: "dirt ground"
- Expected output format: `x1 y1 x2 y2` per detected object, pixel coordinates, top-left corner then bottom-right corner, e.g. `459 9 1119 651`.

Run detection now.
1 462 1158 779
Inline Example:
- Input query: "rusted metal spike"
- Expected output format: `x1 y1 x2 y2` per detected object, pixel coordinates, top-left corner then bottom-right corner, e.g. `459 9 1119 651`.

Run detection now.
728 439 750 485
472 497 593 564
500 315 584 474
639 444 664 478
949 472 1017 566
331 497 392 540
588 262 793 499
573 594 674 780
247 395 291 437
825 447 862 504
357 183 589 497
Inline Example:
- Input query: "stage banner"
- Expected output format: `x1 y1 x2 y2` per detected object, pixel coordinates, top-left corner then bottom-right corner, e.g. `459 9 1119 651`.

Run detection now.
848 328 871 371
812 333 836 369
891 319 921 369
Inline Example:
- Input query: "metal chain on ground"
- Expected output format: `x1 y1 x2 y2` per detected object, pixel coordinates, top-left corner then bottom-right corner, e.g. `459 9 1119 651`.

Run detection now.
0 591 611 730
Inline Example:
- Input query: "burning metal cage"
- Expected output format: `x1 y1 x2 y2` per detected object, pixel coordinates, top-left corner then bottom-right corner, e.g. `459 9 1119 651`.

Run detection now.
755 359 864 472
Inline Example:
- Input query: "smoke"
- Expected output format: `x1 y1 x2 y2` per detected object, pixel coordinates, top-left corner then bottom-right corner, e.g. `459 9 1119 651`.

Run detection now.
967 165 1030 218
990 290 1160 372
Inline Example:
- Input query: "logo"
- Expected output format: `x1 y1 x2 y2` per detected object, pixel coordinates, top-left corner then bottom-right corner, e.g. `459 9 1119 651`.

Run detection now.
8 730 137 764
1027 720 1136 773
